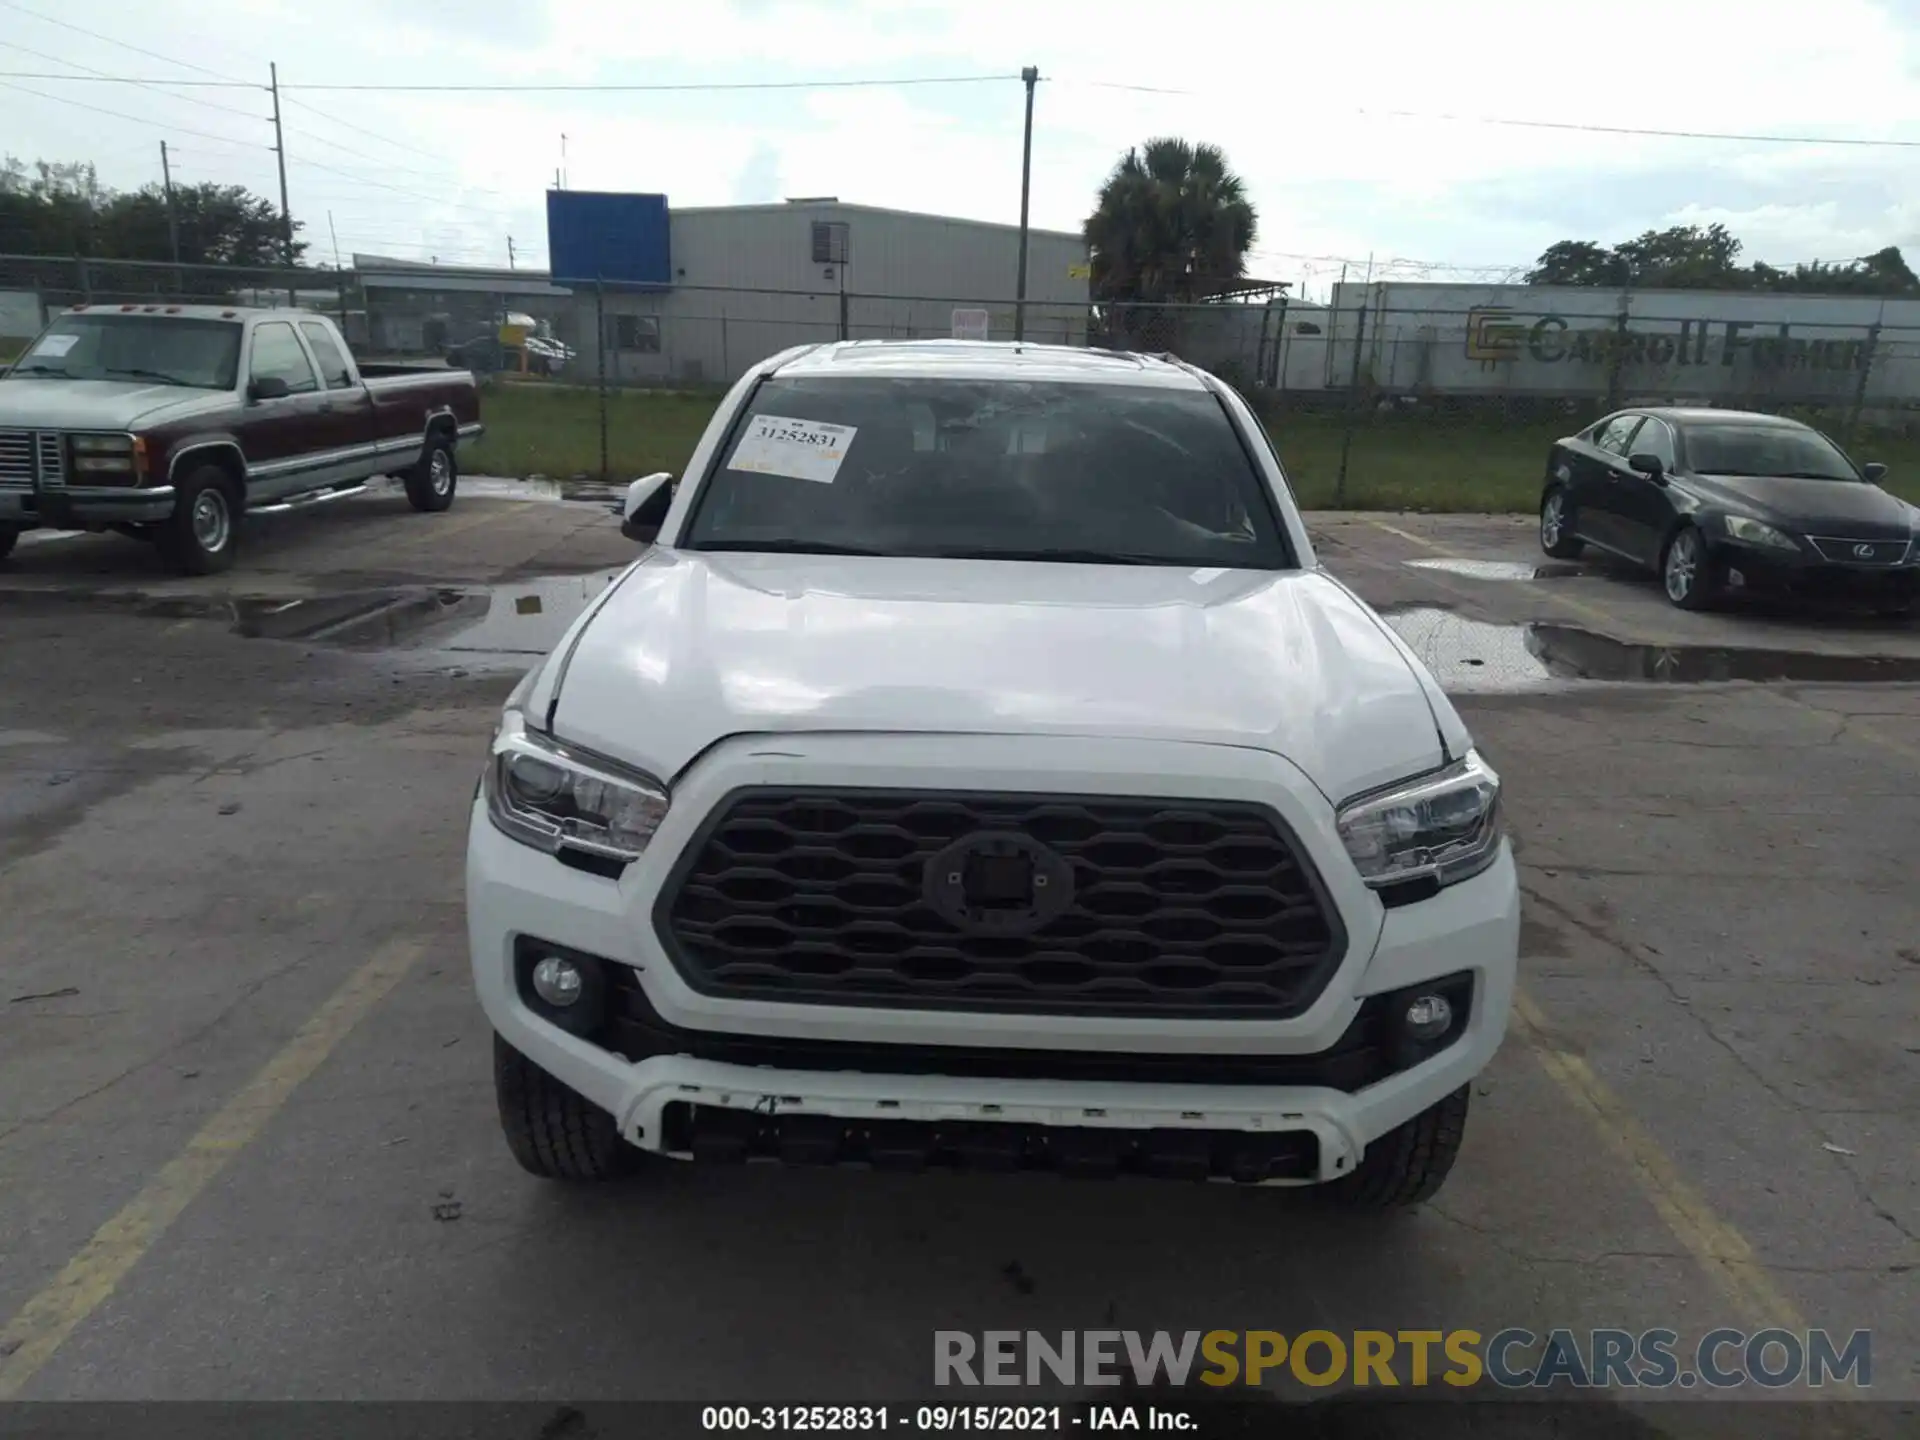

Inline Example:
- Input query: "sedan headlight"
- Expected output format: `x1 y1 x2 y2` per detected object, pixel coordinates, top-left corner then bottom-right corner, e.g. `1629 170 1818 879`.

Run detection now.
1336 750 1503 890
1723 516 1798 551
483 708 669 861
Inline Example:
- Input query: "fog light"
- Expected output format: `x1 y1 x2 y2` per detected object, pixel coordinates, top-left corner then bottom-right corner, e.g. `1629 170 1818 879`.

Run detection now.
1403 993 1453 1041
531 954 584 1007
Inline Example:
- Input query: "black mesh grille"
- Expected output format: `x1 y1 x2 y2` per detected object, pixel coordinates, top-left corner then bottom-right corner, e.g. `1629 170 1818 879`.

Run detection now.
655 788 1344 1017
1807 536 1909 566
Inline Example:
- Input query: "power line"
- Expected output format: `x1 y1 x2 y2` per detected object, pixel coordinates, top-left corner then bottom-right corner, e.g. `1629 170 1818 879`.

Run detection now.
0 0 249 83
0 46 269 123
285 154 521 215
0 67 257 89
278 72 1020 93
279 93 491 168
0 79 274 148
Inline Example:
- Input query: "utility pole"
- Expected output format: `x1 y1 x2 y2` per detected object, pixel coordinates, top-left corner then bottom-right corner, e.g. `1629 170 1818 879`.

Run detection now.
327 210 342 268
1013 65 1038 344
269 62 295 305
159 141 181 267
507 235 517 271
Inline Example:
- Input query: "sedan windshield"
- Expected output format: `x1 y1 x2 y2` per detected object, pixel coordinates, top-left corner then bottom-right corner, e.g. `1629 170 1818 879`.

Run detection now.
1684 424 1859 482
6 314 243 390
682 376 1295 568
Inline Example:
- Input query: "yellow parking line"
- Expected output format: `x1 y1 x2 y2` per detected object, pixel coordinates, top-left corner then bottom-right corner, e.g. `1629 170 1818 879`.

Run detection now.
0 938 423 1399
1360 516 1637 634
1510 989 1805 1332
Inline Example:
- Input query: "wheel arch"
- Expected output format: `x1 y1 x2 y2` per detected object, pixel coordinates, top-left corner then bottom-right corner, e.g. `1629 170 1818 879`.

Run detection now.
167 439 248 512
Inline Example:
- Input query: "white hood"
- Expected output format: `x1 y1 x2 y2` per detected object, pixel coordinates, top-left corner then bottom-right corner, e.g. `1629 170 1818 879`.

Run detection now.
547 550 1450 802
0 378 227 430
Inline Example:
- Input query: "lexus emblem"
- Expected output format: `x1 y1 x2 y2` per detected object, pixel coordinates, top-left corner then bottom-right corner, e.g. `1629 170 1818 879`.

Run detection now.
1853 543 1877 558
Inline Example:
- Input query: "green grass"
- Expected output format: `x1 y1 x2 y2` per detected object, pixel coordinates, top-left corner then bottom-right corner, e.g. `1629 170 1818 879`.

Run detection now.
462 382 1920 512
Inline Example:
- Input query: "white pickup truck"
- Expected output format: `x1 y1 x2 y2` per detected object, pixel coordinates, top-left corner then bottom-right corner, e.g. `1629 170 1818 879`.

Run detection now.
466 341 1519 1209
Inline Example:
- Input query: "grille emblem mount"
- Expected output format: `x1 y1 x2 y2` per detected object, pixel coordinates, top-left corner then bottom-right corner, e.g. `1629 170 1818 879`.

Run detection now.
923 831 1075 935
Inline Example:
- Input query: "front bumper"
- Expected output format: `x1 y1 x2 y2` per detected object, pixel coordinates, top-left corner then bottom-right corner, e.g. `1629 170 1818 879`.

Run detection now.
466 731 1522 1184
1711 534 1918 600
0 484 176 529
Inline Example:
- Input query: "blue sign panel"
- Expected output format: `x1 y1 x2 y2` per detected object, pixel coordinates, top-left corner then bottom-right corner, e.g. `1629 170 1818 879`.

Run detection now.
546 191 672 288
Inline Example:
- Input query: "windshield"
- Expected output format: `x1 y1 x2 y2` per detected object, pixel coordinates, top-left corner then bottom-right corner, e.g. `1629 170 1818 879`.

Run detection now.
681 376 1295 568
1684 423 1859 482
6 314 243 390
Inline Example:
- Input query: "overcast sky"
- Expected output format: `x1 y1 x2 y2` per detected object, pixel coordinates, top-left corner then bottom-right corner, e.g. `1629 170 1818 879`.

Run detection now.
3 0 1917 300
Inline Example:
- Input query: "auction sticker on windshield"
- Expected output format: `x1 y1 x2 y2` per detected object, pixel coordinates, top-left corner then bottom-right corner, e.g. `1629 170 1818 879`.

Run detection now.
31 334 79 358
728 415 857 484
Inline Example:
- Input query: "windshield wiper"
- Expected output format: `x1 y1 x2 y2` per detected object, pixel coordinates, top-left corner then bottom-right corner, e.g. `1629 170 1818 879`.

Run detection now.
693 539 897 556
1774 471 1853 481
4 363 65 376
926 546 1189 566
102 367 191 387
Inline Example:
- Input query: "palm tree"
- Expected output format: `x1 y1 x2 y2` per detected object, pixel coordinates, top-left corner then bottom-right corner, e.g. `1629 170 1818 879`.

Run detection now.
1083 139 1258 305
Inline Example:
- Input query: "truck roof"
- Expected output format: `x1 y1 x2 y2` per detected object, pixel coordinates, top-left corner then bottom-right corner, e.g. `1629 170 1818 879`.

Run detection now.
771 340 1209 389
64 303 322 323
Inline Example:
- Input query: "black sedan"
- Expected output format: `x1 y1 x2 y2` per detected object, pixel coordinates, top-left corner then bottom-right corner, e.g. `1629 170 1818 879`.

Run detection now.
1539 407 1918 614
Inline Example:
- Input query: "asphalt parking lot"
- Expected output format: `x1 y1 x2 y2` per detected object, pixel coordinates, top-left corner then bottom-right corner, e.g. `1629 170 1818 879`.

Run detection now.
0 483 1915 1426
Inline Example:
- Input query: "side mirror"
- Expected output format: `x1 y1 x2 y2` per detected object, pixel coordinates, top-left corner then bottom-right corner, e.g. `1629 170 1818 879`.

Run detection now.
1862 461 1888 483
248 375 291 402
1627 452 1665 481
620 471 674 543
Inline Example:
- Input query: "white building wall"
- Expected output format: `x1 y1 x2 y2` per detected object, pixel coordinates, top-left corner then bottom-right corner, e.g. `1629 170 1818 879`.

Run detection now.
1317 281 1920 404
580 202 1089 384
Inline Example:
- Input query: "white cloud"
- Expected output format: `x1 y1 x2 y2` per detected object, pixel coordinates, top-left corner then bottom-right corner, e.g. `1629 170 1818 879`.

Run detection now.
3 0 1917 284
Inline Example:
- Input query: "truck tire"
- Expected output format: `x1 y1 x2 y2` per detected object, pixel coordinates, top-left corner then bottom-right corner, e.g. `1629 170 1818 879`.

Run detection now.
1325 1086 1469 1211
0 524 17 562
405 434 457 513
156 465 239 575
493 1032 635 1181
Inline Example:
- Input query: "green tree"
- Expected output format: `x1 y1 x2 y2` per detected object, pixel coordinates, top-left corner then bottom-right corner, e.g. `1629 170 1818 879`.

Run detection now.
0 155 302 264
1526 222 1918 296
1083 139 1257 304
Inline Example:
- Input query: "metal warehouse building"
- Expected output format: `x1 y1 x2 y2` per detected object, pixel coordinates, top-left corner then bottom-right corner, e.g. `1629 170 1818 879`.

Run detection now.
552 195 1090 385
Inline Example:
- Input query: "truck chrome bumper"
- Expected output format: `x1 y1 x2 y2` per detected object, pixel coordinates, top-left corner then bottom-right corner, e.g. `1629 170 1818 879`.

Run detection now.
0 486 176 527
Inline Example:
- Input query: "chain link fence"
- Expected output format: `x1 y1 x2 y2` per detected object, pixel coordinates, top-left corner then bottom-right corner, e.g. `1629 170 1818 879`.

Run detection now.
6 255 1917 501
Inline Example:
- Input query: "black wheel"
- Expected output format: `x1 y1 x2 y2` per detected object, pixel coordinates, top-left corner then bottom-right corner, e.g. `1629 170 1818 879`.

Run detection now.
493 1032 635 1181
1538 484 1584 559
1660 524 1717 610
1325 1086 1469 1211
156 465 239 575
404 435 457 513
0 523 17 562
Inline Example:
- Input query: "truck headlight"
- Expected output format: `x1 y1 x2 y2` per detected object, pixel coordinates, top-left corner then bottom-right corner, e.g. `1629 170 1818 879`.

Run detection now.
1723 516 1798 551
70 433 138 475
1336 750 1503 890
483 709 669 862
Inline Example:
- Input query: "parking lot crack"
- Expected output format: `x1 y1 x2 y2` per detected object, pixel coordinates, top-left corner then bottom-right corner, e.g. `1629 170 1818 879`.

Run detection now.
0 947 320 1145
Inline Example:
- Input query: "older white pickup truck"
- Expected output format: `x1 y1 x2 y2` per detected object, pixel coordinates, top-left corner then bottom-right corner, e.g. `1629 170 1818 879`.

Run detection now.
466 340 1519 1208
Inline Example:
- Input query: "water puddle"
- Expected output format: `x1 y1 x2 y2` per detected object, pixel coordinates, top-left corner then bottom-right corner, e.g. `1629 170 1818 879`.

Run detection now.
1383 606 1920 691
220 568 628 667
361 474 627 508
1404 558 1576 582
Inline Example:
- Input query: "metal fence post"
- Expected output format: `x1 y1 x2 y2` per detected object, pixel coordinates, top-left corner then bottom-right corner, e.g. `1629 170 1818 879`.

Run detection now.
75 255 91 305
596 277 609 482
1844 321 1881 448
1604 288 1632 411
1334 291 1369 507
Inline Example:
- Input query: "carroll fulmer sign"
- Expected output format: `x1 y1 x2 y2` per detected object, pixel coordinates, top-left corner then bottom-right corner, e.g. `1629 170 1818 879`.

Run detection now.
1464 306 1873 372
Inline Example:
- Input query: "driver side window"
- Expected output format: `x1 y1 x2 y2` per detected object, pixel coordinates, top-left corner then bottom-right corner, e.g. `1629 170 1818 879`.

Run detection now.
1592 414 1643 457
249 321 319 395
1633 418 1677 468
